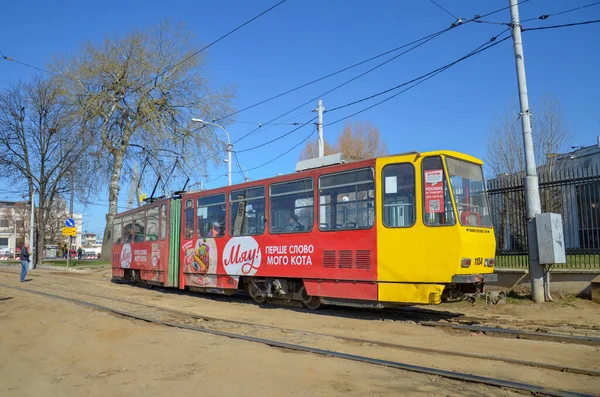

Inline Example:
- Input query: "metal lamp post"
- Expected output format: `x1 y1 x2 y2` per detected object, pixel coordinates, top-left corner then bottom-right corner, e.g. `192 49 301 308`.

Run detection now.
237 162 250 182
191 119 232 186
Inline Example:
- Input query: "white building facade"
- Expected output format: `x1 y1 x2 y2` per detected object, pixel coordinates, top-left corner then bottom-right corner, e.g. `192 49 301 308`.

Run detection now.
0 200 84 258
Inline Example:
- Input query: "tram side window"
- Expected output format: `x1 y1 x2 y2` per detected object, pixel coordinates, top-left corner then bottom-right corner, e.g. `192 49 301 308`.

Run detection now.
160 204 167 241
422 156 456 226
230 186 265 236
146 207 159 241
184 199 194 240
270 178 313 234
113 219 122 244
122 215 133 244
319 168 375 230
133 211 145 242
197 194 226 238
382 164 416 227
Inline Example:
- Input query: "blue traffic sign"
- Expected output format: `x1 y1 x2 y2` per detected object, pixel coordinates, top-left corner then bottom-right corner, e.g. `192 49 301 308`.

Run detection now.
65 218 75 227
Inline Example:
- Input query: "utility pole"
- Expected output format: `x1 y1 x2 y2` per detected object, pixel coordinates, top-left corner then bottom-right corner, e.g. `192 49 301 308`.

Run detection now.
67 171 74 268
509 0 545 303
226 143 233 186
314 99 325 157
28 191 35 270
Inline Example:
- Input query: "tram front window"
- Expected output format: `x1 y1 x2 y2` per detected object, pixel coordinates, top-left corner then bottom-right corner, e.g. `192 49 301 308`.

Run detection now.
445 157 492 227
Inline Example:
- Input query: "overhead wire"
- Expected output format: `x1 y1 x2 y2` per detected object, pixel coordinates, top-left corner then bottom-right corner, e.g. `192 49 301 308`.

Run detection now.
475 1 600 26
521 1 600 22
234 120 301 126
428 0 460 20
1 0 568 186
325 29 511 121
232 28 453 146
522 19 600 31
234 125 316 174
136 0 287 91
222 6 531 170
217 27 511 176
1 1 287 90
215 28 452 125
216 0 533 128
226 0 538 153
236 116 316 153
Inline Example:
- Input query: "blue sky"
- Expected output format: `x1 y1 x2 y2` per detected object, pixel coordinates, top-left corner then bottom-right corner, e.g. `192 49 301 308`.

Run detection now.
1 0 599 236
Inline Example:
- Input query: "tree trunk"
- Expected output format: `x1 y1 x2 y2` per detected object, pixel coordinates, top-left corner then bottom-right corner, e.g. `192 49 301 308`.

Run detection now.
35 217 45 268
100 153 125 261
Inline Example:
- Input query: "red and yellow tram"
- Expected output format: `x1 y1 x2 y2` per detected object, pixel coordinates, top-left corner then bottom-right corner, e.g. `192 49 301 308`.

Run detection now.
112 150 496 308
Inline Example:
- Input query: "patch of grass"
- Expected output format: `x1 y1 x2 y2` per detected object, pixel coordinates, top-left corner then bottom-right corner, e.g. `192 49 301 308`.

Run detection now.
496 254 600 269
504 290 531 304
550 293 580 307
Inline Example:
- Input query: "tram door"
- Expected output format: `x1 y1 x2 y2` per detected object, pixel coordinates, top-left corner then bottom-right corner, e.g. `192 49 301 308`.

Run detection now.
167 198 181 288
378 162 420 282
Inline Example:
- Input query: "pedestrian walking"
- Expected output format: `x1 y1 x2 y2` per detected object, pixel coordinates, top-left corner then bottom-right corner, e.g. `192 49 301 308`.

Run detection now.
20 242 30 282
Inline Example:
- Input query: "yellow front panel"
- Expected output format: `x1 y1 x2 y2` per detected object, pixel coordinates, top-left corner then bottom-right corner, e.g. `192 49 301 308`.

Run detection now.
375 152 496 301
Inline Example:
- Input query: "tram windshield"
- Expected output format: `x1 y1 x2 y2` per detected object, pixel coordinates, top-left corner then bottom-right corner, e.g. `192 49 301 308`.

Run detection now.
445 158 492 227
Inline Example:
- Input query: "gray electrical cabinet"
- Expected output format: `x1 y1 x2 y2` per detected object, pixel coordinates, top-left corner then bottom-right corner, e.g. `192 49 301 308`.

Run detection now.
535 213 566 264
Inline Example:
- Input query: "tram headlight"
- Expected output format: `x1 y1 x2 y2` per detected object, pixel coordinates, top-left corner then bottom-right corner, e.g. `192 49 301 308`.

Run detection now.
484 258 495 267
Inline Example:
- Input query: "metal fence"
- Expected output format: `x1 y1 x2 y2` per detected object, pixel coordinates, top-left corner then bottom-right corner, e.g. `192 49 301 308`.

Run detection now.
487 165 600 269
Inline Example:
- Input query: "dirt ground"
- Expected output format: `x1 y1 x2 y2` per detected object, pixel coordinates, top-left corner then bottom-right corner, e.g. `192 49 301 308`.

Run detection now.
0 265 599 396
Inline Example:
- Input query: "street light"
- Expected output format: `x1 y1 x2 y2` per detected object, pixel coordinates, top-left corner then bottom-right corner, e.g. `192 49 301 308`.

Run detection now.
191 118 232 186
237 162 250 182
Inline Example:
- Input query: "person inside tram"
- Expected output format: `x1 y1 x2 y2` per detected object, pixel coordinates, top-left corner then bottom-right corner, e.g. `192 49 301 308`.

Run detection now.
207 221 221 238
286 214 302 232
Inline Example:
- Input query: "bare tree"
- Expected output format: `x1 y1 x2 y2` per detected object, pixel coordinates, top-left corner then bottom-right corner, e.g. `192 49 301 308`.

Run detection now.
0 76 91 266
335 121 388 160
43 199 70 245
54 21 234 260
299 121 388 161
10 202 31 248
486 94 573 252
486 93 573 177
299 138 335 160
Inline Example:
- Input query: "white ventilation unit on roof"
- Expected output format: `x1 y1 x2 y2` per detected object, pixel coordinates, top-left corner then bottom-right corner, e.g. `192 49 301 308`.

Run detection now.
295 153 347 172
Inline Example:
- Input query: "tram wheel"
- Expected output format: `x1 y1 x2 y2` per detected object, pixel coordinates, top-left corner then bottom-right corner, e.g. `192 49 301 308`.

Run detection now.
300 286 322 310
252 295 266 304
248 281 267 304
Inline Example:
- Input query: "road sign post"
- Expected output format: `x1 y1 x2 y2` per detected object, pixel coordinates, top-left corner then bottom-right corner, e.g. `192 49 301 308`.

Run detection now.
64 218 76 268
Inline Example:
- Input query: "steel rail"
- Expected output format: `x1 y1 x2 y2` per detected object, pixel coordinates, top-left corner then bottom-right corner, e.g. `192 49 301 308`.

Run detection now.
8 281 600 378
420 321 600 346
1 267 599 345
0 282 595 397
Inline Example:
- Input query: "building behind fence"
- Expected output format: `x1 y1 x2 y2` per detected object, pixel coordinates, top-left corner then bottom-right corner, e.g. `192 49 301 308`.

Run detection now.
487 144 600 269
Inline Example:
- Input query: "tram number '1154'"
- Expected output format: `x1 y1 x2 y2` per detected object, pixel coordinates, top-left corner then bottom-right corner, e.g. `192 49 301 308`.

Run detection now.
265 244 314 266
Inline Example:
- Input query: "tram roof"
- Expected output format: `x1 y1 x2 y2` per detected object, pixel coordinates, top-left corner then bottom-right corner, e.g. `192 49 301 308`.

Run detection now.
116 149 483 214
181 149 483 197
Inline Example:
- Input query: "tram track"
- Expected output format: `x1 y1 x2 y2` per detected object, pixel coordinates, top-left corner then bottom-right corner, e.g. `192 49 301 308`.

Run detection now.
7 280 600 378
0 282 596 397
1 267 599 344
